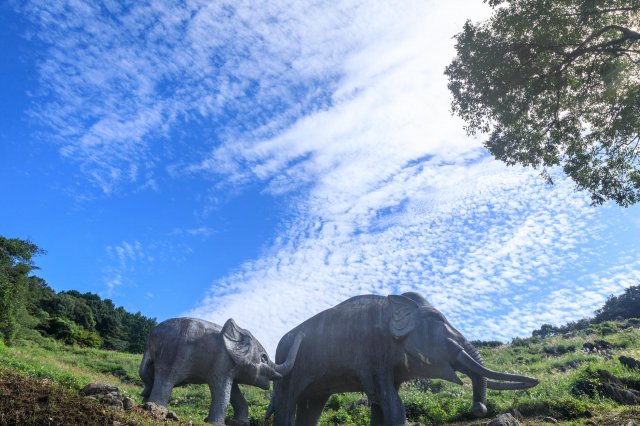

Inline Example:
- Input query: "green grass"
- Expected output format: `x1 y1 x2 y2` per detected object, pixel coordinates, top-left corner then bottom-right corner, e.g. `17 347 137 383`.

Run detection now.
1 325 640 425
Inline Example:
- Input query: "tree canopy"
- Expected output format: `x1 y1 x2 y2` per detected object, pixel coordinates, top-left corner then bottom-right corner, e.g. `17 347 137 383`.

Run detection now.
0 237 44 343
445 0 640 206
594 284 640 322
0 235 156 352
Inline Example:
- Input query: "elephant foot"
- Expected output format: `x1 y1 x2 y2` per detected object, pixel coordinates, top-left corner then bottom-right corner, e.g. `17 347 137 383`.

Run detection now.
204 417 248 426
472 401 487 417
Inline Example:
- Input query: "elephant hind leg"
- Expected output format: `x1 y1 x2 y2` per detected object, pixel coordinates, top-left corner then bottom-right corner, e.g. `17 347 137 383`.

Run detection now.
370 403 384 426
141 381 153 402
146 374 174 407
295 395 329 426
139 353 154 401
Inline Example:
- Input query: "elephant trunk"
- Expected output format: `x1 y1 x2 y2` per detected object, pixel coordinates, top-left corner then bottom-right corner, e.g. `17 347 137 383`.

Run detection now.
274 332 304 377
460 338 487 417
262 361 283 380
447 338 538 417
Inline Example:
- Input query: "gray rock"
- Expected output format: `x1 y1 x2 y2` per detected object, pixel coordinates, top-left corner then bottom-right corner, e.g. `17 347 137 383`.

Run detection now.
348 398 369 410
598 370 640 405
81 382 120 397
99 391 124 409
141 401 169 418
487 413 520 426
508 408 524 421
620 355 640 370
122 396 135 411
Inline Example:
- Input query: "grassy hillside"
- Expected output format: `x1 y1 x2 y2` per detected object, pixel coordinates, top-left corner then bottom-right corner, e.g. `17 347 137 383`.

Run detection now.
2 321 640 425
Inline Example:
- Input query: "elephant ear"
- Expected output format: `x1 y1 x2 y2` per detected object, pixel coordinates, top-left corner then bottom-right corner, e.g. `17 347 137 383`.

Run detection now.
388 295 419 340
222 318 254 365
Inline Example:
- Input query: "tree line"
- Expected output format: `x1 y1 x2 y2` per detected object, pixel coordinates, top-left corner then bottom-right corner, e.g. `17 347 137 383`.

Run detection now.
0 235 156 353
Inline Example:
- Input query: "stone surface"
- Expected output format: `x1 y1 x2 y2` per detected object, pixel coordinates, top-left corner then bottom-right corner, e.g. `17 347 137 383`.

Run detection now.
597 370 640 405
486 413 520 426
508 408 524 421
122 396 135 411
620 355 640 370
80 382 120 397
141 401 169 418
348 398 369 410
557 360 579 372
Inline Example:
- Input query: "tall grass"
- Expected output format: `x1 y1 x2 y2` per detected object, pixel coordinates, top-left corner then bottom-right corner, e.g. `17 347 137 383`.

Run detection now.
1 325 640 425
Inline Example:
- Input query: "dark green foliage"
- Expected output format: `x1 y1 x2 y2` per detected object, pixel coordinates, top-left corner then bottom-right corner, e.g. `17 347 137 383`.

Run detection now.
0 237 45 344
37 317 102 348
470 339 503 348
543 343 576 356
446 0 640 206
0 234 156 353
595 285 640 322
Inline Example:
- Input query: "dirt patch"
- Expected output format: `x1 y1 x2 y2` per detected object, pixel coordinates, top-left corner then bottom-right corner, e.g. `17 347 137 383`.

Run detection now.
0 369 139 426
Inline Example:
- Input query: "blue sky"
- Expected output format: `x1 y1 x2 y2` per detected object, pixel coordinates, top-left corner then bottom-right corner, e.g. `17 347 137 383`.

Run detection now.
1 0 639 353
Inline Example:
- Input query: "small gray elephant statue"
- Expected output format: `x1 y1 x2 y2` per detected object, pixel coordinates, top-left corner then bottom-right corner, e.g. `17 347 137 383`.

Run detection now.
268 292 538 425
139 317 302 425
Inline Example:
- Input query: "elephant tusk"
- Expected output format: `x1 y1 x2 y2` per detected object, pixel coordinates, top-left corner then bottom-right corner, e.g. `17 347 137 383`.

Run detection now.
486 380 538 390
452 342 538 384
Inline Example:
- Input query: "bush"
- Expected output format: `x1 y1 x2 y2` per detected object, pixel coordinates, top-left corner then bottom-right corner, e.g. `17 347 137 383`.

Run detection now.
543 344 576 356
595 285 640 322
38 317 102 348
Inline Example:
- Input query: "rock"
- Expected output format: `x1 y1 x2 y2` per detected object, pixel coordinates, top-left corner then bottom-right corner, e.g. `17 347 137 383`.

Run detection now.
541 416 558 423
122 396 135 411
583 340 614 352
620 356 640 370
166 410 179 421
99 391 124 410
141 401 169 419
487 413 520 426
597 370 640 405
508 408 524 421
558 360 580 372
81 382 120 397
625 421 639 426
348 398 369 410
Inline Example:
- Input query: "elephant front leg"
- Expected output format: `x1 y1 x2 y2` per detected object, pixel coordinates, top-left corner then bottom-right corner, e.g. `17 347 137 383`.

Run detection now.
205 376 233 425
369 374 406 426
229 382 249 425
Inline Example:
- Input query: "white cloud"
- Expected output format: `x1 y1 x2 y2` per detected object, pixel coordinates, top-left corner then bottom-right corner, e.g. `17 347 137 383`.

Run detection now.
182 1 640 353
19 0 640 356
103 240 148 296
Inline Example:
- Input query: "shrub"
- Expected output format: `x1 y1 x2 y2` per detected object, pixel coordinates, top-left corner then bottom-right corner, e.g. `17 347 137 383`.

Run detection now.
38 317 102 348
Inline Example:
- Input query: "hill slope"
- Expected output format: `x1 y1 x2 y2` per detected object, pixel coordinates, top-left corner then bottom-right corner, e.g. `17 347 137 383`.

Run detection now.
2 321 640 425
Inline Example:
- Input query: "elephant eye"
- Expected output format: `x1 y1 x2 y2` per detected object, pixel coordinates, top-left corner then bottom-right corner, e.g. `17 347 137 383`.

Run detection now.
261 354 269 363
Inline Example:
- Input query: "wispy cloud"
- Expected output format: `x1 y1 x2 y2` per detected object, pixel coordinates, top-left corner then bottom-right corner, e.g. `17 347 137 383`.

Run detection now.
18 0 640 354
103 240 149 296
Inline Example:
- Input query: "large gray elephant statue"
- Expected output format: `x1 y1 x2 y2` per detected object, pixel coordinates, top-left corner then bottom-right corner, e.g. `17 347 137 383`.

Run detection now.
267 292 538 425
139 317 302 425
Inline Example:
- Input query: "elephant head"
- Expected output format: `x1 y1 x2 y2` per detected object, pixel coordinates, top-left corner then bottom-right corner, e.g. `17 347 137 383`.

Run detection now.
389 293 538 417
222 319 303 390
